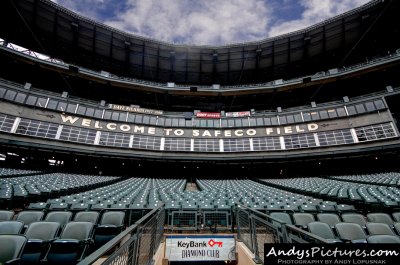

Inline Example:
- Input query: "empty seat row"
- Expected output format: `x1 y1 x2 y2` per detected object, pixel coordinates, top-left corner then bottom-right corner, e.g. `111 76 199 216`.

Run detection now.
261 177 400 206
307 222 400 243
271 212 400 229
0 211 125 264
0 221 93 265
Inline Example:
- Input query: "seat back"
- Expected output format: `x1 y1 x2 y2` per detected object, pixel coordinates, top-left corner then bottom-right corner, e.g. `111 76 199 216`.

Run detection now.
335 223 367 241
0 235 27 263
366 222 395 235
392 212 400 222
0 210 14 221
367 235 400 243
307 222 336 239
45 211 73 226
367 213 394 225
16 211 44 226
25 222 61 240
100 211 125 226
270 212 292 225
341 213 367 226
0 221 24 234
60 222 93 240
73 211 99 224
293 213 315 227
317 213 341 227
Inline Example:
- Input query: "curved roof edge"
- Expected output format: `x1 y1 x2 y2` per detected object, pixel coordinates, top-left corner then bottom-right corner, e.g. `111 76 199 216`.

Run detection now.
42 0 383 48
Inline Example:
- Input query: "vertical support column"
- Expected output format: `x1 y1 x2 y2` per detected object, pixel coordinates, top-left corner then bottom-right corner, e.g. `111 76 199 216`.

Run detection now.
55 125 63 140
44 98 50 108
313 133 320 146
390 122 398 137
219 139 224 152
279 136 286 150
160 137 165 151
94 131 101 145
190 139 194 151
350 128 359 143
129 135 134 148
344 106 349 116
10 117 21 133
249 138 254 151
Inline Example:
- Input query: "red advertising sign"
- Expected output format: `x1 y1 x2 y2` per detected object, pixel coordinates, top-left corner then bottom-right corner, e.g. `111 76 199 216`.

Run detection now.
196 112 221 118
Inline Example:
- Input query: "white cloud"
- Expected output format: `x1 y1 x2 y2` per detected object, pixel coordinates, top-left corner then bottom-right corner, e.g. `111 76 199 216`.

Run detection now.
53 0 372 45
104 0 271 45
268 0 371 37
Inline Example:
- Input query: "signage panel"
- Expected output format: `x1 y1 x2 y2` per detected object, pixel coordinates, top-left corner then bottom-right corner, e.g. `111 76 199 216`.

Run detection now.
165 235 236 261
196 112 221 118
108 104 163 115
225 111 251 117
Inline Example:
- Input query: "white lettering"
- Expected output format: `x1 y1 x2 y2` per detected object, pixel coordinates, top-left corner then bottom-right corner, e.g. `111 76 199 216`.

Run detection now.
120 124 131 132
81 118 91 127
224 130 231 137
61 115 79 124
266 128 273 135
174 129 184 136
106 123 117 130
295 125 304 132
192 130 200 137
148 127 156 135
94 121 102 129
284 126 292 134
308 123 319 131
214 130 221 137
134 126 145 133
234 130 243 136
202 130 212 137
164 129 173 136
246 129 257 136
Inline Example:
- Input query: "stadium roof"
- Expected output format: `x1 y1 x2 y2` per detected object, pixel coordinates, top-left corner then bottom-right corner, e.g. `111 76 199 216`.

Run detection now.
0 0 399 87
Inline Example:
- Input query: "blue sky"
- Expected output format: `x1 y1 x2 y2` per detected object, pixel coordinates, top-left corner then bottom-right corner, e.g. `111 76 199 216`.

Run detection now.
52 0 370 45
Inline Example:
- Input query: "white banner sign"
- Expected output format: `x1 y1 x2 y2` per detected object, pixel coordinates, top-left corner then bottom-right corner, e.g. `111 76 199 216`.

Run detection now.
165 235 236 261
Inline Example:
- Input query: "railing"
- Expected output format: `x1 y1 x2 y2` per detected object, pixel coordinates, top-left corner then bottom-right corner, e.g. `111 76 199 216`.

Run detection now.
77 204 165 265
166 208 233 233
1 36 400 93
236 205 331 264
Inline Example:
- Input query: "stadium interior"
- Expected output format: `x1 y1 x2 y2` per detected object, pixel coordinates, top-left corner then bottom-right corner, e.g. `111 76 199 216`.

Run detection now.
1 0 400 264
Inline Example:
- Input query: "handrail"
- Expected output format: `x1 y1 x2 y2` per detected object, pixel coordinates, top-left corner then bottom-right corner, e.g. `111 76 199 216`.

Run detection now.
77 204 164 265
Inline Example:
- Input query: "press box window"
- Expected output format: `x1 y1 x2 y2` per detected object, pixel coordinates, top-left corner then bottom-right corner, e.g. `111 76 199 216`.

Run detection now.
86 108 95 117
66 103 77 113
4 90 16 101
94 109 103 119
26 95 37 106
346 106 357 116
47 99 58 110
103 111 112 120
355 104 366 114
77 106 86 115
142 115 150 125
15 93 27 104
374 99 385 110
36 98 47 108
119 112 127 122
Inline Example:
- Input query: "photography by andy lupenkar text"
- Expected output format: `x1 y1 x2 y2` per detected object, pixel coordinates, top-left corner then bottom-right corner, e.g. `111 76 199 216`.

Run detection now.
264 244 400 265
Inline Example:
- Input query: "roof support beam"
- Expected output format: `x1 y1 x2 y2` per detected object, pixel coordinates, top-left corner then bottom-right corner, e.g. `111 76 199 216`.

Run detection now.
169 51 175 81
124 40 131 73
92 25 97 65
227 48 231 83
141 42 145 78
156 45 160 81
109 31 113 68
